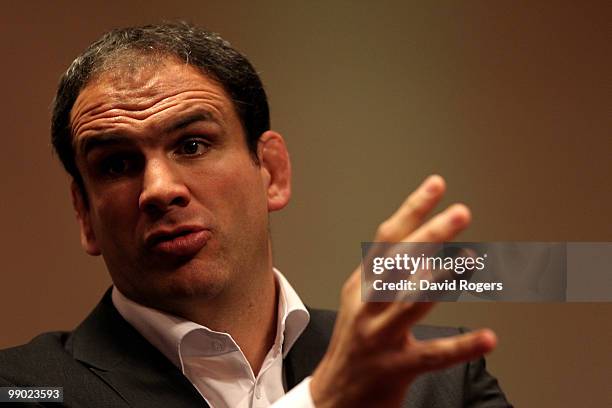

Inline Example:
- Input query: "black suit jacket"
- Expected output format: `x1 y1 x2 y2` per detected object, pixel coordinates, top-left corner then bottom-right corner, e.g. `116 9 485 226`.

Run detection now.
0 291 510 407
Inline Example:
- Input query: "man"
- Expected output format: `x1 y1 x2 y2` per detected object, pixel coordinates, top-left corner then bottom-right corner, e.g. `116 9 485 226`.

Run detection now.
0 22 510 407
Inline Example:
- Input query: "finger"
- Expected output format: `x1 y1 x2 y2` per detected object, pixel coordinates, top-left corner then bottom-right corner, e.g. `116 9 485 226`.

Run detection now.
327 268 365 354
400 329 497 374
406 203 471 243
342 267 363 310
374 175 446 242
366 261 450 335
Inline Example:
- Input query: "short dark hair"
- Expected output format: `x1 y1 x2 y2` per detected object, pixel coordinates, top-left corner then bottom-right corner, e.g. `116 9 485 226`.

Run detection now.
51 21 270 194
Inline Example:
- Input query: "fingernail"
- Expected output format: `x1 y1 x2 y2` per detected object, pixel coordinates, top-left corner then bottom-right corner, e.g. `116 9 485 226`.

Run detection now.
451 212 466 226
425 176 440 194
448 204 471 226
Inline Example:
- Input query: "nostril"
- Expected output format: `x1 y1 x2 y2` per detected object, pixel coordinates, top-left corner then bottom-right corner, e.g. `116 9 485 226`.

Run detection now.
170 195 189 207
140 193 189 215
140 199 165 217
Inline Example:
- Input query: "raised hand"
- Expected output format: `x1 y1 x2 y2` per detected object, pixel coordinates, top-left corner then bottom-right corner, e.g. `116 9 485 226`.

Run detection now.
310 175 497 408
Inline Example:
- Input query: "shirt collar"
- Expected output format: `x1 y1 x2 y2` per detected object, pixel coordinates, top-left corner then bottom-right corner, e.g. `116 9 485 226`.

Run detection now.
275 268 310 357
111 268 310 369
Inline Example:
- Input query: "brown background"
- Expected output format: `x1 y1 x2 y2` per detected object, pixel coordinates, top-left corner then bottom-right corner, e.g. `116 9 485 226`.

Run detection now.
1 1 610 406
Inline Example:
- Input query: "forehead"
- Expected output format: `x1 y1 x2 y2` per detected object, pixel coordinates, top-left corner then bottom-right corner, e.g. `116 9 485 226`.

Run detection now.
70 59 236 138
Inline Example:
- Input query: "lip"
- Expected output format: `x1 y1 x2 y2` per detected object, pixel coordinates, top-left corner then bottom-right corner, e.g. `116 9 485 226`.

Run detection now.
145 226 211 257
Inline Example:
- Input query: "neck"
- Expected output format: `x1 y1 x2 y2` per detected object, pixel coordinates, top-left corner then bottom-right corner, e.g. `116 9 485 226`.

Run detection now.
172 268 279 375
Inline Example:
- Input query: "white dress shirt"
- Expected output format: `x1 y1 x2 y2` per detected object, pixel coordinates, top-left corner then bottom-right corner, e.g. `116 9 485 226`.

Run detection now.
112 268 315 408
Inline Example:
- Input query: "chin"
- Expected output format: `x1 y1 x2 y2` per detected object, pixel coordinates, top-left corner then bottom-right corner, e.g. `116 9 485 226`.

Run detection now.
160 261 229 299
116 260 230 312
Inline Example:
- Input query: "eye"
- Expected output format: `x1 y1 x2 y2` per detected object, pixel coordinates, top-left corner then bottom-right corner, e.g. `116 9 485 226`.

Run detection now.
98 154 135 177
177 138 210 157
103 157 128 175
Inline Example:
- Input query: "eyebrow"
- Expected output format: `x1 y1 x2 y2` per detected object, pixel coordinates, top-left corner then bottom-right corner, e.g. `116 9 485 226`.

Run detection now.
167 111 214 133
77 111 215 157
79 134 129 157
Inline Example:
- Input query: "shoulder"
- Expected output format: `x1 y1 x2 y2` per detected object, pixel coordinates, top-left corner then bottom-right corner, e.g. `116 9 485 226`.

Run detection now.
305 307 336 331
0 331 82 386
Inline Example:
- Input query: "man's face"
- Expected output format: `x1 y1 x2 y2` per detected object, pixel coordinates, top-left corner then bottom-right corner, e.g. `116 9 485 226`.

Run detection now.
70 58 290 310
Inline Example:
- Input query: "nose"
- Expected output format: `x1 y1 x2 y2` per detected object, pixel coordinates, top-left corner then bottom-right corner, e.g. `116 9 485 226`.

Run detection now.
138 158 190 215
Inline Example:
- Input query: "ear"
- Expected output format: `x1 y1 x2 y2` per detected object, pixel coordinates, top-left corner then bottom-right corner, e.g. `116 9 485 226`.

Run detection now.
70 181 101 256
257 131 292 212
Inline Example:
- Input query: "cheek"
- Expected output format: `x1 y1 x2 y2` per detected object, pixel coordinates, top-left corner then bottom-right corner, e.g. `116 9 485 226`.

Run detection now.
89 186 140 245
196 159 268 223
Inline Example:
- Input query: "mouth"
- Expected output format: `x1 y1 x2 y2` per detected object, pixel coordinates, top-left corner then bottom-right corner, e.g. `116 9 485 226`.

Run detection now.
145 226 211 257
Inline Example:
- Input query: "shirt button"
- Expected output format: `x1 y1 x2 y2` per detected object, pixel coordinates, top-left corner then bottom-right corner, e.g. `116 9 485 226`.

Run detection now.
212 341 224 352
255 386 262 399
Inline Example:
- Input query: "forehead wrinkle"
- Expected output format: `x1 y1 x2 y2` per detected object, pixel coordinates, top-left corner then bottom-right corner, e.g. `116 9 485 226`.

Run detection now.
72 86 226 128
74 106 222 160
70 60 238 153
80 61 229 115
72 90 228 149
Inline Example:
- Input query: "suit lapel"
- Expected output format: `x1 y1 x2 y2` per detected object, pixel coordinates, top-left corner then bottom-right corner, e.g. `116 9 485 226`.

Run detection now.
69 289 207 408
69 291 336 406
